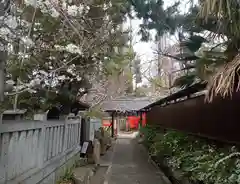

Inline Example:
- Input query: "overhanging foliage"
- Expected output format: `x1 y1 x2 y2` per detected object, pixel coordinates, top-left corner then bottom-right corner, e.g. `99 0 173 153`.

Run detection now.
129 0 240 100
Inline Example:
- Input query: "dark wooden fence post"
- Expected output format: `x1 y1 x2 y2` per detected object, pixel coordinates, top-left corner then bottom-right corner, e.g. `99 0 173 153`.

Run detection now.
111 112 115 138
138 111 142 130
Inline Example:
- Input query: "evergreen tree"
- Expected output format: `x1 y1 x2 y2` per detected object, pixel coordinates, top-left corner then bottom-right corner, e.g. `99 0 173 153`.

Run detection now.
129 0 240 101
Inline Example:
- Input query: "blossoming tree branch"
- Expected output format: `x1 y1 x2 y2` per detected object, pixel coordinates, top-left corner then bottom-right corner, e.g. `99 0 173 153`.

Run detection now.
0 0 133 112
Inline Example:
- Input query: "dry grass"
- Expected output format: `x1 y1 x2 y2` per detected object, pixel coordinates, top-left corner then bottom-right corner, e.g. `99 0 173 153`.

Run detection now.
197 0 240 102
205 54 240 102
199 0 240 38
199 0 236 21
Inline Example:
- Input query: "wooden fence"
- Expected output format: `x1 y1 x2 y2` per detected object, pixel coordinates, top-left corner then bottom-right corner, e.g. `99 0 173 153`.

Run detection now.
146 92 240 144
0 115 81 184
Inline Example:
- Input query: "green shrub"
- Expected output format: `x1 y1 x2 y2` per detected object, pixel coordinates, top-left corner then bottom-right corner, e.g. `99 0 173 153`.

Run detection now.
57 169 74 183
140 126 240 184
139 124 157 148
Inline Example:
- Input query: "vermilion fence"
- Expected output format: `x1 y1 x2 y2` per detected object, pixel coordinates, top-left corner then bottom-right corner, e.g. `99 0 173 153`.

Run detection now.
102 118 111 127
146 93 240 144
127 116 139 129
102 113 146 131
127 113 146 129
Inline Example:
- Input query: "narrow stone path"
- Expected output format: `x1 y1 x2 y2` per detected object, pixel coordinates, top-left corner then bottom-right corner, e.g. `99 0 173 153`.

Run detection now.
106 132 170 184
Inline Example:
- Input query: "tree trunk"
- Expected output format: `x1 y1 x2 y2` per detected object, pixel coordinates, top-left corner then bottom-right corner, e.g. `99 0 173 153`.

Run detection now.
0 51 6 102
0 1 10 102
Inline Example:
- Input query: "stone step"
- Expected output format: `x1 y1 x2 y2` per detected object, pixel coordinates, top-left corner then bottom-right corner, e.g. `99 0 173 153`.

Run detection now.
90 166 108 184
73 165 109 184
73 165 95 184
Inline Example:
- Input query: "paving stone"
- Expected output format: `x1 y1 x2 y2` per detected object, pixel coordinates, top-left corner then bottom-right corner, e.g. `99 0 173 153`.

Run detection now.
106 133 171 184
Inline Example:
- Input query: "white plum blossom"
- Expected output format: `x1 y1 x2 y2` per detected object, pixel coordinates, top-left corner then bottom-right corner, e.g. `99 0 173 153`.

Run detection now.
66 43 82 54
24 0 59 17
6 80 15 85
76 76 82 81
4 15 18 29
29 78 41 87
15 85 25 90
18 52 30 59
27 88 37 93
24 0 86 18
51 10 60 18
38 70 48 76
0 27 11 37
54 43 83 55
24 0 37 7
48 56 55 60
54 45 64 50
67 68 73 74
20 36 34 48
67 5 85 16
57 75 66 80
67 5 78 16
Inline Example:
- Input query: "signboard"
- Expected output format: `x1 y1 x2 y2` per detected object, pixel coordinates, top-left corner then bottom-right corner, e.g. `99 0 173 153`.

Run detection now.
81 142 89 154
